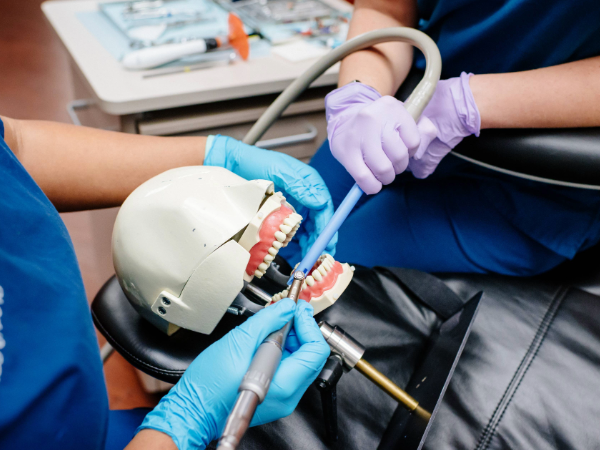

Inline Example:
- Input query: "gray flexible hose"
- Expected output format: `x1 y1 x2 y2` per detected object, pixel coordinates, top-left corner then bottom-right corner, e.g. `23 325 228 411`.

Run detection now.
218 28 441 450
243 27 600 191
243 27 442 145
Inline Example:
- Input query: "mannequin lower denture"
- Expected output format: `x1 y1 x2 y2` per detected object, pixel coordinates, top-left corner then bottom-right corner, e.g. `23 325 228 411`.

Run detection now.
270 254 355 315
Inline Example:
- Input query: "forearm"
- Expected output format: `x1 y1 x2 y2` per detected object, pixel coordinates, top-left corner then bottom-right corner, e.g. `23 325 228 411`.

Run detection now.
125 430 178 450
470 56 600 129
338 0 417 94
2 116 206 212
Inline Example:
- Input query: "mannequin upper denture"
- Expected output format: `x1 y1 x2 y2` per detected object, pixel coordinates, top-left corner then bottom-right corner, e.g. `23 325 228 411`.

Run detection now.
237 192 302 280
112 165 351 336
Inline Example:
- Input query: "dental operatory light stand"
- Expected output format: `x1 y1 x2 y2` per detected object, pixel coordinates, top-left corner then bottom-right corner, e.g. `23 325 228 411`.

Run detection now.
218 26 441 449
217 271 305 450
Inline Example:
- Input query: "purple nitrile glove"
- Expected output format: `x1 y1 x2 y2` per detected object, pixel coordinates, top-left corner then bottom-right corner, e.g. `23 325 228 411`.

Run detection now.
325 82 421 195
409 72 481 179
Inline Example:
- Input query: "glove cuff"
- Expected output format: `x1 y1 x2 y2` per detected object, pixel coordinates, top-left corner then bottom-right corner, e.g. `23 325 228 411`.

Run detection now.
204 135 217 163
137 390 215 450
454 72 481 137
325 82 382 123
203 134 231 169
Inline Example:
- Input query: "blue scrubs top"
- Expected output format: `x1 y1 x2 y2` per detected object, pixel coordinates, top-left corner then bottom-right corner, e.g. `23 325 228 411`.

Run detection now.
415 0 600 77
412 0 600 259
0 118 108 448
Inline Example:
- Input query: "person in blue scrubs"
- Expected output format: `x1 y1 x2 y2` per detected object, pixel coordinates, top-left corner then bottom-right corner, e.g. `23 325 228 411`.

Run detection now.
0 116 330 449
282 0 600 276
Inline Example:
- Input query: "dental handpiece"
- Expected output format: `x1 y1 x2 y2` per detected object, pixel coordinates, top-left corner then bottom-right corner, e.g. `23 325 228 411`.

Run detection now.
217 271 306 450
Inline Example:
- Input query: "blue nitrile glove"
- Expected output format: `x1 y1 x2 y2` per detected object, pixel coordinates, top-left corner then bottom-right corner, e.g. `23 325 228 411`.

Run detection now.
204 135 337 256
138 299 330 450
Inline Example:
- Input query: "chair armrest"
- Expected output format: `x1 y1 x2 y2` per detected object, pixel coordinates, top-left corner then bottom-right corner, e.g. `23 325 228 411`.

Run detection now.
396 69 600 188
454 128 600 188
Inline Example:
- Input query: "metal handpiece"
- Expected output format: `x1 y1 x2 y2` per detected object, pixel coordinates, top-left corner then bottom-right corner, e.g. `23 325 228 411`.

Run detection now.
319 322 432 422
217 272 305 450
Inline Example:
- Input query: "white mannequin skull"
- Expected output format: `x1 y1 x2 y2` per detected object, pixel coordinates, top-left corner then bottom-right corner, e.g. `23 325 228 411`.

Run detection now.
112 166 353 336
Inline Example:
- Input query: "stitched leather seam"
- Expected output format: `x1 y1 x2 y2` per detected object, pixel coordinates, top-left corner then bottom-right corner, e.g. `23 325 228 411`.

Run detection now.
92 310 186 379
474 286 568 450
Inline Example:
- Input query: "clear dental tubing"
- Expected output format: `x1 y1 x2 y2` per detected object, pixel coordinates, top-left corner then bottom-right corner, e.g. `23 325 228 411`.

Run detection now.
218 27 442 449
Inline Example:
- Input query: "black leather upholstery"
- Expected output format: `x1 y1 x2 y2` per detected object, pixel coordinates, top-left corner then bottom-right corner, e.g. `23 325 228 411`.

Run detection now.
92 242 600 385
93 261 600 449
396 69 600 188
92 277 246 384
454 128 600 187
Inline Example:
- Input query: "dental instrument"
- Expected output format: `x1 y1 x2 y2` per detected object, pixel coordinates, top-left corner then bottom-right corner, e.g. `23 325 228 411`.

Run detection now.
213 27 442 449
141 51 236 78
217 270 306 450
121 13 248 70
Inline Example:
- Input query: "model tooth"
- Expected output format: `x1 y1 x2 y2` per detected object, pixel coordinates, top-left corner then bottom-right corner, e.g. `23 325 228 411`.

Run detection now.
313 270 323 281
268 247 278 256
264 254 274 263
326 254 335 263
258 262 269 272
351 265 355 271
318 265 328 276
302 281 307 290
254 270 263 278
306 276 315 286
275 231 287 242
283 218 295 226
282 289 289 298
267 184 274 194
273 241 282 249
280 224 292 234
292 213 303 221
272 294 280 301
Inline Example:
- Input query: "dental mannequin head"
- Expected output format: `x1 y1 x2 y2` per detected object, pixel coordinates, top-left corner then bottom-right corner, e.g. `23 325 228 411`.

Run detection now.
112 166 353 336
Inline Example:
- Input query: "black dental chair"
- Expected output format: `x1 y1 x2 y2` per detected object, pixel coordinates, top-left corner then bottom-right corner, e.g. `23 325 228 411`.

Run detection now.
92 82 600 449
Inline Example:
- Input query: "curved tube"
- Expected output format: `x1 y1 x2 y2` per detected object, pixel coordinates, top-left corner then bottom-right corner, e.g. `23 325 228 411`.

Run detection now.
241 27 442 278
243 27 442 145
219 28 442 450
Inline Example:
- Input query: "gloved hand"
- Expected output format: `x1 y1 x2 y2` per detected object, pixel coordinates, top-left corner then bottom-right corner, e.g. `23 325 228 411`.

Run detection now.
409 72 481 178
325 82 421 194
204 135 337 256
138 299 330 450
